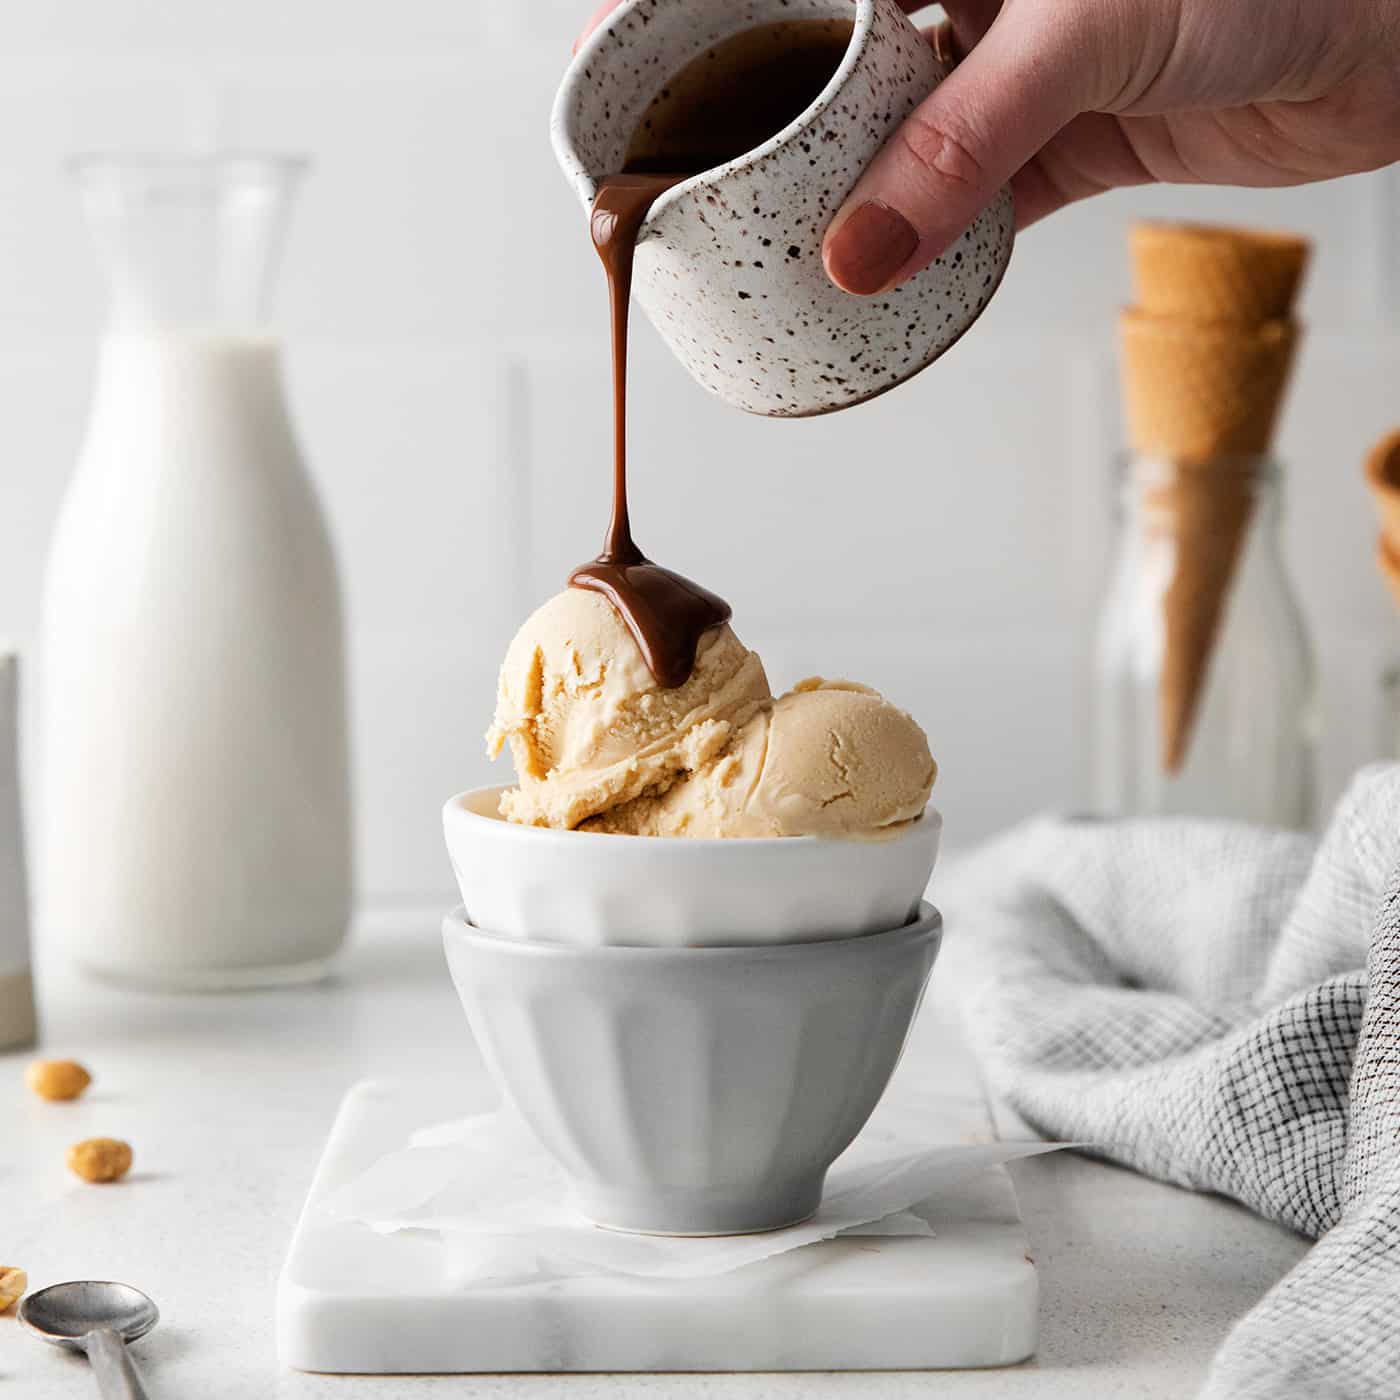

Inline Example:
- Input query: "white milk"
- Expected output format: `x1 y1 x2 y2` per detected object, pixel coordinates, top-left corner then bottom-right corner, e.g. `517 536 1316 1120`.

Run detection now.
38 333 352 987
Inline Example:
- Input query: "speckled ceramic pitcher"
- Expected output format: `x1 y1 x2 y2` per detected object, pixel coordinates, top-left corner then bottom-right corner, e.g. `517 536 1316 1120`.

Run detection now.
551 0 1014 418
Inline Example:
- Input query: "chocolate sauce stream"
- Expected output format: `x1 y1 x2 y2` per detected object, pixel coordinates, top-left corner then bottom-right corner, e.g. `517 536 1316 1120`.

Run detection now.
568 19 854 689
569 175 732 690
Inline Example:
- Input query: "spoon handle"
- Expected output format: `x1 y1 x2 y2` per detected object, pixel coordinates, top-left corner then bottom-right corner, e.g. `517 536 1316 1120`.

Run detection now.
87 1328 151 1400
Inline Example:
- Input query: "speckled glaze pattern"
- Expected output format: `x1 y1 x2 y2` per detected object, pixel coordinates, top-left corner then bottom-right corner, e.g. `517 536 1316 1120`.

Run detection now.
552 0 1014 418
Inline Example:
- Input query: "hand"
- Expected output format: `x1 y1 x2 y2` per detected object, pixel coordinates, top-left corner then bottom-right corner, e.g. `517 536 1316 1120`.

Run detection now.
575 0 1400 296
823 0 1400 293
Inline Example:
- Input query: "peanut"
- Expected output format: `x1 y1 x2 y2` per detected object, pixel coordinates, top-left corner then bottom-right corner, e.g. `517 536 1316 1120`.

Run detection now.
26 1059 92 1101
67 1137 133 1184
0 1267 25 1313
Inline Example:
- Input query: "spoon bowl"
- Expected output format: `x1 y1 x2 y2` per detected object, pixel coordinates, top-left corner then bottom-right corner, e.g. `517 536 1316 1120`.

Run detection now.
21 1280 158 1399
20 1280 159 1350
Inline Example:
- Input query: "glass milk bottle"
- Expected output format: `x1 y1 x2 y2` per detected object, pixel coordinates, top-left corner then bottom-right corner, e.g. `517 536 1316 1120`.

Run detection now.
38 156 352 988
1093 454 1317 828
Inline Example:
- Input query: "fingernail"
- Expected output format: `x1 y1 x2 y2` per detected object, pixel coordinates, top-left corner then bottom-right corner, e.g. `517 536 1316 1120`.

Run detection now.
825 200 921 295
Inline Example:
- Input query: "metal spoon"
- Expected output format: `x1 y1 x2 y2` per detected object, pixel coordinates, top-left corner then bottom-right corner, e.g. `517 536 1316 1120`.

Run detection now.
20 1281 158 1400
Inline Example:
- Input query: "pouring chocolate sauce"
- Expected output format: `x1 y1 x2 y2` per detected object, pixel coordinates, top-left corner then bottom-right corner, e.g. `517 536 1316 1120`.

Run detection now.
569 18 854 689
568 173 731 691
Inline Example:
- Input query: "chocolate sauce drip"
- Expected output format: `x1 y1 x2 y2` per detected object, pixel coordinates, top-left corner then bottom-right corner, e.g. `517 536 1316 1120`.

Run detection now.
570 174 731 690
570 19 854 689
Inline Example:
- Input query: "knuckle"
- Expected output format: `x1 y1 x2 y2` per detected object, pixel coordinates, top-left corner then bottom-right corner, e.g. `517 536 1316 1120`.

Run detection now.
897 114 986 192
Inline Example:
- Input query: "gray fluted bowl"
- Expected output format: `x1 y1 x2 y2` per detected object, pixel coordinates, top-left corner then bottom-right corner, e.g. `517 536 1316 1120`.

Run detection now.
443 902 941 1235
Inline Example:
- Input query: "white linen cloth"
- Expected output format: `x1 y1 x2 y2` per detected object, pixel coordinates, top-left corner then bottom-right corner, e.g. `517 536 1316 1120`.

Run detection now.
944 763 1400 1398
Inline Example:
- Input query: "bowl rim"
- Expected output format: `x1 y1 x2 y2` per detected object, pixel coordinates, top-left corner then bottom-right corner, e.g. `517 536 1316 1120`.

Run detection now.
442 900 943 962
444 786 942 850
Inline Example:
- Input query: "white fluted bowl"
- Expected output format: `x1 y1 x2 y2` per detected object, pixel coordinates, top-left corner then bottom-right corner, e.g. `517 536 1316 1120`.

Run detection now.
443 902 942 1235
443 787 941 948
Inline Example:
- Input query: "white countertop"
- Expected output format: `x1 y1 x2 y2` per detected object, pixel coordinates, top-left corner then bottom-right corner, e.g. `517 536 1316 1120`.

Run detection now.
7 912 1309 1399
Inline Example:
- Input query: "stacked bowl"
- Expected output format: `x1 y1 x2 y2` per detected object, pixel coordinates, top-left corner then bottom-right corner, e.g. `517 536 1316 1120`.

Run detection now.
442 787 942 1236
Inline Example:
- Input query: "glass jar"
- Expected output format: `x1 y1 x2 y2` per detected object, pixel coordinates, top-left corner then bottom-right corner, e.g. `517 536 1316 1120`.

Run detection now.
1382 667 1400 760
1093 454 1317 828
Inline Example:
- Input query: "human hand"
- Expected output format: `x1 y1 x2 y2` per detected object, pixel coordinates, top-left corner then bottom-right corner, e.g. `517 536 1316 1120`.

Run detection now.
823 0 1400 293
574 0 1400 296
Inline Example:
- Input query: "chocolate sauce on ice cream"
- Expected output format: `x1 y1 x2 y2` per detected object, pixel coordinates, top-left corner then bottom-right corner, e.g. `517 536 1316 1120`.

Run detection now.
570 19 854 689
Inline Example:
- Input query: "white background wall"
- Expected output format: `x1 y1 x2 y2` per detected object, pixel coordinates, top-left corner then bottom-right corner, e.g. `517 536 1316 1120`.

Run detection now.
0 1 1397 909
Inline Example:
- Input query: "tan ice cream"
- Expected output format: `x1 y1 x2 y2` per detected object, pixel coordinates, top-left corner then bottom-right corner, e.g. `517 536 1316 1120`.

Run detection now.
486 588 771 830
587 679 936 838
487 592 936 837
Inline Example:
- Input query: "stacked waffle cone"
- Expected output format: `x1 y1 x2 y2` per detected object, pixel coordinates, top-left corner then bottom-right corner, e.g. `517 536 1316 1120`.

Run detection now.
1119 222 1309 773
1130 223 1309 326
1366 430 1400 614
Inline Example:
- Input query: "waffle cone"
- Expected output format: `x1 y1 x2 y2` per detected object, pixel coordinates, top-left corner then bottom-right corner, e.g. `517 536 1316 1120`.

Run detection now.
1379 535 1400 617
1364 429 1400 556
1120 312 1298 462
1145 467 1256 773
1131 222 1310 326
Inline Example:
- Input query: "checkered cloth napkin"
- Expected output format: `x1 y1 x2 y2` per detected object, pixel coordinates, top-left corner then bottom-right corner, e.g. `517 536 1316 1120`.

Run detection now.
943 764 1400 1398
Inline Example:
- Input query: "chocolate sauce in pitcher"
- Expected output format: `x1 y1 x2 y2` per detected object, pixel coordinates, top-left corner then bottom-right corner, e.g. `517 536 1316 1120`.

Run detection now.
569 18 855 688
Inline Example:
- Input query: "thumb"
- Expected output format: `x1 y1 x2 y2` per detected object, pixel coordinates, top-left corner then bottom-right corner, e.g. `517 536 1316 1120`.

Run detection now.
823 7 1096 294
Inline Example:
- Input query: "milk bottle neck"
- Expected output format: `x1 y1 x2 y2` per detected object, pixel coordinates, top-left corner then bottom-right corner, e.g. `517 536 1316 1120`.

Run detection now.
70 154 306 336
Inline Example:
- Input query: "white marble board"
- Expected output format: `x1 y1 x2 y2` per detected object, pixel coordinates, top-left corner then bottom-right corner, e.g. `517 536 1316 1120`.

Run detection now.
276 1078 1037 1374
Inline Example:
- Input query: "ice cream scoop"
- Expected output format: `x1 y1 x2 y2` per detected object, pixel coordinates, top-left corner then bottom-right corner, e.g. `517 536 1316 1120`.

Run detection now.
486 591 936 838
486 588 770 831
586 679 936 837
